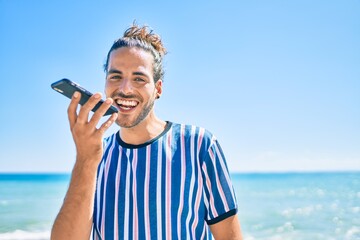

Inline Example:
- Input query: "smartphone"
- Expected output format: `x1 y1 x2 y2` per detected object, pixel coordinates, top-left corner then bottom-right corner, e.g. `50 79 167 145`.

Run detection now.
51 78 118 116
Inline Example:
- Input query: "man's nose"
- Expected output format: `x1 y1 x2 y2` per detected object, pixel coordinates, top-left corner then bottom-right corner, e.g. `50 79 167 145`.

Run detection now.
120 78 133 94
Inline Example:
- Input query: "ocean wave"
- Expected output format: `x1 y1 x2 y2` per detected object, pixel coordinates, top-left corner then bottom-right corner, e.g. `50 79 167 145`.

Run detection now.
346 226 360 240
0 230 50 240
281 204 323 217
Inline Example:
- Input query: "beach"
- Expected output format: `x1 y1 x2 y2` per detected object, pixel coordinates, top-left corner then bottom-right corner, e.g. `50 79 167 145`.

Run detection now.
0 172 359 240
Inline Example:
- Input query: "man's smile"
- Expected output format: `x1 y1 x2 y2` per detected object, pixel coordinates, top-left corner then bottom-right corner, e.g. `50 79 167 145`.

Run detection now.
115 99 139 111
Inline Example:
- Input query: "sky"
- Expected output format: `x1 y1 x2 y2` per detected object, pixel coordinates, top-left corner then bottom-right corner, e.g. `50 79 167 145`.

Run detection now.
0 0 359 173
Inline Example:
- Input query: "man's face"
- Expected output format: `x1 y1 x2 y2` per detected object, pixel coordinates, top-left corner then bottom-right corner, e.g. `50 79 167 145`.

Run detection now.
105 47 162 128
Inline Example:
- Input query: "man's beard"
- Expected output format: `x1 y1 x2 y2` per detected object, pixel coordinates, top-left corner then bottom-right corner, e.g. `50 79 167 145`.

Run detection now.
115 97 155 128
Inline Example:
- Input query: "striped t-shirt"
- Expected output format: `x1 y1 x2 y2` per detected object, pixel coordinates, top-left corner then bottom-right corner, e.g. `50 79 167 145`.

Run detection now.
92 122 238 240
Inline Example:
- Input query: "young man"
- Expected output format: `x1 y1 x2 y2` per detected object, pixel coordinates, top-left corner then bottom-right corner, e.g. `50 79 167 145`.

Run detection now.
51 24 242 240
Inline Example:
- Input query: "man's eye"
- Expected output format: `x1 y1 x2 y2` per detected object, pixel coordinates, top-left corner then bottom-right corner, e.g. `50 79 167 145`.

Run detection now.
109 76 121 81
135 78 145 82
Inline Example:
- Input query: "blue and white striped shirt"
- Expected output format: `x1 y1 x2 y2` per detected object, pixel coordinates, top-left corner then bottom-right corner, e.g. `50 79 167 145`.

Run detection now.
93 122 237 240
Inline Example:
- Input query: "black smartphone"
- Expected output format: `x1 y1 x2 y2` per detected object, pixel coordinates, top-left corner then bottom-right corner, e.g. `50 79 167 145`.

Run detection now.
51 78 118 116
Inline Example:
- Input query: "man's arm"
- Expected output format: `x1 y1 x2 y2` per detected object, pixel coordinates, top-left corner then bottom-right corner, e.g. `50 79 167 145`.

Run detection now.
51 92 117 240
51 159 98 240
209 214 243 240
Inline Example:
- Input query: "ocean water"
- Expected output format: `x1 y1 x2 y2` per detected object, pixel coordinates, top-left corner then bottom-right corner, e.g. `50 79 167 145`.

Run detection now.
234 172 360 240
0 174 69 240
0 172 359 240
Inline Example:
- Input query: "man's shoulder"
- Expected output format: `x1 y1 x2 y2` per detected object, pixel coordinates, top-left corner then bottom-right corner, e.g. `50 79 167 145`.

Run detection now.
170 122 215 141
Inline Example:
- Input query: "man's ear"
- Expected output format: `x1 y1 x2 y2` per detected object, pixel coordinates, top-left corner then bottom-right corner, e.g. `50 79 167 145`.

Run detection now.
155 80 163 99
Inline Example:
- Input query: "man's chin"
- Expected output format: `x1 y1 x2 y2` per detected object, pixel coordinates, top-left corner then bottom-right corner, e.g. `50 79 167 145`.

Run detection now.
115 119 139 129
116 121 133 129
115 104 153 129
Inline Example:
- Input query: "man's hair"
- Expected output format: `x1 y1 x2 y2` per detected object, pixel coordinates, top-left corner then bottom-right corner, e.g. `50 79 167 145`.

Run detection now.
104 23 167 83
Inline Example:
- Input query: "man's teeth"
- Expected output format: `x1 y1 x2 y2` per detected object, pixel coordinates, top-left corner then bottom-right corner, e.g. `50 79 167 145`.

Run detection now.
116 99 137 107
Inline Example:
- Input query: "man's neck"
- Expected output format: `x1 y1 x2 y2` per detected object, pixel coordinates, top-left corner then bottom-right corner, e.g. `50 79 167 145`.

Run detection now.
119 115 167 145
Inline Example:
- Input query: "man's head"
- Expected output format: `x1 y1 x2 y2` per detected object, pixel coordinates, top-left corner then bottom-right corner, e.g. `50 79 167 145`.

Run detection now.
104 23 167 83
104 24 167 128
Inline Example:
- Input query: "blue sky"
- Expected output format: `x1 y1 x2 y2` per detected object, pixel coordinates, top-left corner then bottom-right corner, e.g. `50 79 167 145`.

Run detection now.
0 0 359 173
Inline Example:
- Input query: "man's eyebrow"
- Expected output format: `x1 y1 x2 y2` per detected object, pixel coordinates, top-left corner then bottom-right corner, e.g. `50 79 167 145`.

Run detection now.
107 69 150 78
133 71 149 78
107 69 122 74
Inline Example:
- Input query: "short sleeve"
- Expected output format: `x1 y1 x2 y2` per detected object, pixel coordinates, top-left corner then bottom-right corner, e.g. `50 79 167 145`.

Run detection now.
201 136 238 225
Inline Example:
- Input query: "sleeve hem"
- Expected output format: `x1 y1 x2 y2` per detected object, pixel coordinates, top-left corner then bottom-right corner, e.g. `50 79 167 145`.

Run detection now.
206 208 238 225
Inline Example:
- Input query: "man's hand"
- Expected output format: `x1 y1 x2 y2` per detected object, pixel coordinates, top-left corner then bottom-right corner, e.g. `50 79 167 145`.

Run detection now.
68 91 118 164
51 91 117 240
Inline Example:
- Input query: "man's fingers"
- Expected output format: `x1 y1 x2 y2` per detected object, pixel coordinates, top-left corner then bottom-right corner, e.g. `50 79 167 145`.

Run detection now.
68 92 117 138
88 98 115 128
77 93 102 123
67 91 81 128
97 113 118 135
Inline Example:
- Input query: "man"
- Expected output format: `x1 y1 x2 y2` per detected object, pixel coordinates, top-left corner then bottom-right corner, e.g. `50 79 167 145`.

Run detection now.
51 23 242 240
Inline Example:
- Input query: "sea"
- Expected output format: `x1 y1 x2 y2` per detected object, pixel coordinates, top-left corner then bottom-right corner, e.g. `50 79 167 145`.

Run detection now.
0 172 359 240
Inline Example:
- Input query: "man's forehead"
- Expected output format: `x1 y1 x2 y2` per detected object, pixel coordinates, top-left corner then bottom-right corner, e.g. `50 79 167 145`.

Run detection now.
109 47 153 61
106 47 153 74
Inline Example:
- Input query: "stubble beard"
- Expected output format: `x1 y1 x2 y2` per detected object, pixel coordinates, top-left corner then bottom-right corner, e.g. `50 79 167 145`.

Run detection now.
115 97 155 129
